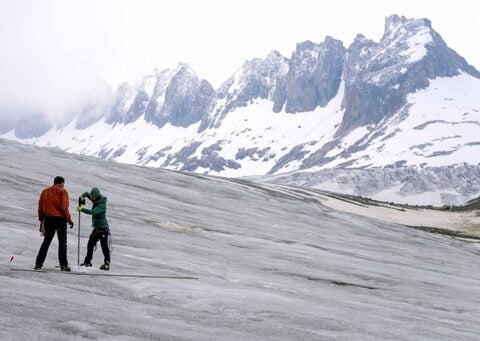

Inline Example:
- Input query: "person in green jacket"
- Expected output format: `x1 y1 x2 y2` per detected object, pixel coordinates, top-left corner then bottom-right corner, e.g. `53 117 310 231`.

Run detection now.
77 187 111 270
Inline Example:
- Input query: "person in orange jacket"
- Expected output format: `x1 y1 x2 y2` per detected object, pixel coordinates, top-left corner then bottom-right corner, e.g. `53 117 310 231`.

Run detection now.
35 176 74 271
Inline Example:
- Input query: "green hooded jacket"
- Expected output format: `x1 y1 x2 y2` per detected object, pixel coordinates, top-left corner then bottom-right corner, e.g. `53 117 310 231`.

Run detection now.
80 193 109 230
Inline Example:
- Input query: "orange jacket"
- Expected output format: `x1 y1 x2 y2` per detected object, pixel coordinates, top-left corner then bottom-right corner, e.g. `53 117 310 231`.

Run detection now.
38 184 72 224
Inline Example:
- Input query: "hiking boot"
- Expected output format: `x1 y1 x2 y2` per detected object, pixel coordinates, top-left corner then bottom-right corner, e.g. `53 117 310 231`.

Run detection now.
80 262 92 267
100 261 110 271
34 264 42 270
60 265 71 272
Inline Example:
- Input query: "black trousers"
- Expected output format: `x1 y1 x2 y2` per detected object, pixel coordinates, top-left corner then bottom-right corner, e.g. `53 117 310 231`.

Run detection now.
35 216 68 267
84 229 110 264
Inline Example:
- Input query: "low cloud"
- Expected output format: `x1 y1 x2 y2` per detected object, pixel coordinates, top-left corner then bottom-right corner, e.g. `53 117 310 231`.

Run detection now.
0 1 121 124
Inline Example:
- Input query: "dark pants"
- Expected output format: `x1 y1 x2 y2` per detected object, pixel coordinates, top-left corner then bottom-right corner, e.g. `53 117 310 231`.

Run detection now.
84 229 110 264
35 216 68 267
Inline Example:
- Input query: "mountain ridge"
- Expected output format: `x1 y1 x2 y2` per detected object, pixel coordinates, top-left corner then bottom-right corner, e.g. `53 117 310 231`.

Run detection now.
2 14 480 205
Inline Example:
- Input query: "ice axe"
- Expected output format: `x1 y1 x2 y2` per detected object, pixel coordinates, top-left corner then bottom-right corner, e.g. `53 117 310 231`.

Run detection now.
77 196 86 265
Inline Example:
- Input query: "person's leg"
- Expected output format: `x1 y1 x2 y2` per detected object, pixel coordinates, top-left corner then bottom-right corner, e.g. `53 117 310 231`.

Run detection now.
83 231 98 264
35 223 56 268
99 231 110 264
56 221 68 267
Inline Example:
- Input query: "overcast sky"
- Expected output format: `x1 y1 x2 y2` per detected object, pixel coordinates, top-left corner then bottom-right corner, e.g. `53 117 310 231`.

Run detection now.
0 0 479 120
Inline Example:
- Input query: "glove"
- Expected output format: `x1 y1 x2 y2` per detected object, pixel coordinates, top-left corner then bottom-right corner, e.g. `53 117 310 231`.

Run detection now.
68 222 74 229
76 206 83 212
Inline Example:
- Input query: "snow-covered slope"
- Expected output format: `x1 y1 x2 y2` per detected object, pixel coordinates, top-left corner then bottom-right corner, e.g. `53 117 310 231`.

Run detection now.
314 73 480 169
1 139 480 340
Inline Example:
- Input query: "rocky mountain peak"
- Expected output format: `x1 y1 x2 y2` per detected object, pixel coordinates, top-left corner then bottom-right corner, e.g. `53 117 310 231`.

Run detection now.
174 62 197 77
146 63 214 128
337 14 480 137
322 35 341 46
291 41 321 74
379 14 435 65
265 50 287 63
106 82 137 125
168 63 201 95
283 37 345 113
200 51 289 130
353 33 368 42
384 14 432 36
105 62 214 128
